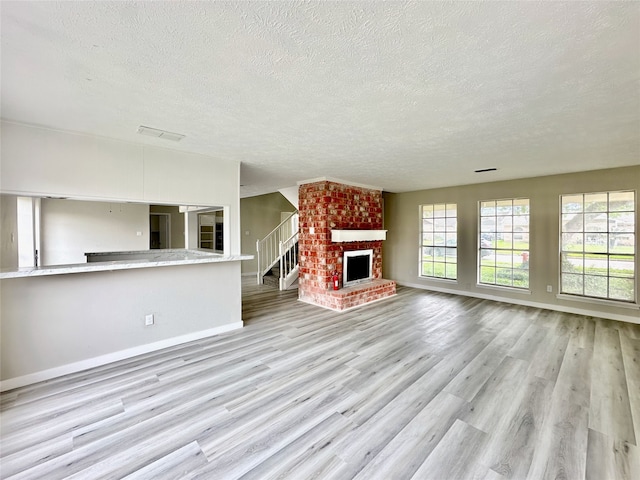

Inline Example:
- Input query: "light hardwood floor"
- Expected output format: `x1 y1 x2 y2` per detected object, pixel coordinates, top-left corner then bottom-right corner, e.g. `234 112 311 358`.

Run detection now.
1 280 639 479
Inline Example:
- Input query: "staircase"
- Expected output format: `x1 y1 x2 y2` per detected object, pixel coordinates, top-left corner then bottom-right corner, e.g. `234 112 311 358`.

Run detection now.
257 211 299 290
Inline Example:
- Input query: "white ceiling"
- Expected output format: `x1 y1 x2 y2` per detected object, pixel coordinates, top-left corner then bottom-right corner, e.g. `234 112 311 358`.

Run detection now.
1 1 639 198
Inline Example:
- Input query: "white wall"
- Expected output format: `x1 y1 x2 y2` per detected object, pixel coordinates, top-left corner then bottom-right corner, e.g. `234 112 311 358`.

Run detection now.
41 199 150 265
16 196 38 267
0 195 18 270
0 121 245 388
0 121 241 254
1 261 242 386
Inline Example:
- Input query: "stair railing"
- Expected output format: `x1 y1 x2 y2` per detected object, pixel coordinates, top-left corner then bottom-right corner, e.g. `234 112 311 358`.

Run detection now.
279 230 299 290
256 211 298 285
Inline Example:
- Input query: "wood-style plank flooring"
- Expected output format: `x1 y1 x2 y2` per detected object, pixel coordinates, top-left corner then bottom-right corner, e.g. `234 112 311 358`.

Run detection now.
1 280 639 479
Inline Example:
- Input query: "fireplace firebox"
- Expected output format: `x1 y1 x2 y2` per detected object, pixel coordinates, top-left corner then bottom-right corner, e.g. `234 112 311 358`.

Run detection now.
343 249 373 287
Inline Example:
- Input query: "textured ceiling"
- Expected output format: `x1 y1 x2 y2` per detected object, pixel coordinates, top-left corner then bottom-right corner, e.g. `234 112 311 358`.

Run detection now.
1 1 639 197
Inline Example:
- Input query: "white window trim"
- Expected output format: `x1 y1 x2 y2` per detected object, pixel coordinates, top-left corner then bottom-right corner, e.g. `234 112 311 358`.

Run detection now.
419 276 458 284
556 293 639 310
476 282 532 295
477 197 530 290
558 190 636 304
419 203 458 281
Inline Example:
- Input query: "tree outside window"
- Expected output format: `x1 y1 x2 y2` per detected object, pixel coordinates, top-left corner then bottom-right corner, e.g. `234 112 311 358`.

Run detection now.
560 191 635 302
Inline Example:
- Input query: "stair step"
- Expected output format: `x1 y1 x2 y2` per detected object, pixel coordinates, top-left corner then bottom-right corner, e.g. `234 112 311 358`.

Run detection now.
262 275 279 288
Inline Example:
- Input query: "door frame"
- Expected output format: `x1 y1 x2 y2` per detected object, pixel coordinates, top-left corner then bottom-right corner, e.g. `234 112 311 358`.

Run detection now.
150 212 171 249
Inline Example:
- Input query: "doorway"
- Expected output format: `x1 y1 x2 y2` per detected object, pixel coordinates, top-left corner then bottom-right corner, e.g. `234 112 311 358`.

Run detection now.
150 213 171 249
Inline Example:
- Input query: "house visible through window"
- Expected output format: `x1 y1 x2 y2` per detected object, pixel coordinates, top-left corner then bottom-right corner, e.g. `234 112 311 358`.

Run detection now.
420 203 457 280
479 198 530 289
560 191 635 302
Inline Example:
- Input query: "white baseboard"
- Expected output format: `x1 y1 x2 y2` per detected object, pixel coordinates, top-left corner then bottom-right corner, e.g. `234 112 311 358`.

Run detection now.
0 322 243 392
398 281 639 325
242 271 258 277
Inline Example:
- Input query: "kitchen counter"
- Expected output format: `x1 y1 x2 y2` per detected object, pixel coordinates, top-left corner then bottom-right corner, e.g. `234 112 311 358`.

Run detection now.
0 249 253 279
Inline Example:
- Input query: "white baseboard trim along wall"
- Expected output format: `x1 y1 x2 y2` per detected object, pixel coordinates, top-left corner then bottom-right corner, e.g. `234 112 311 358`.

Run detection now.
398 282 640 325
0 322 243 392
4 281 636 391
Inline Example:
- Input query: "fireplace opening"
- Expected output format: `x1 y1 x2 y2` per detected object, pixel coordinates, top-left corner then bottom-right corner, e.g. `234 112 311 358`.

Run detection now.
343 249 373 287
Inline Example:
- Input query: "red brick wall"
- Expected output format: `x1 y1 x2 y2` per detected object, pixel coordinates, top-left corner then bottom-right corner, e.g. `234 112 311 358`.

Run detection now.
298 180 393 309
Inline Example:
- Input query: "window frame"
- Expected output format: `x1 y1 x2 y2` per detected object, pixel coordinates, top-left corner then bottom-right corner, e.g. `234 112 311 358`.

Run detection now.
477 197 530 290
419 203 458 281
559 190 636 304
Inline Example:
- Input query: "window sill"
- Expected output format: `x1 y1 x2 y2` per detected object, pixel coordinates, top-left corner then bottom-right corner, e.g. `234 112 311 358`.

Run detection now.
556 293 639 310
418 275 458 284
476 283 532 295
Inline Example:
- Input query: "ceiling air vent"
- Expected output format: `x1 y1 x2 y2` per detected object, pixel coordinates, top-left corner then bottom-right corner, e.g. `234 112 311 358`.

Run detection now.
137 125 185 142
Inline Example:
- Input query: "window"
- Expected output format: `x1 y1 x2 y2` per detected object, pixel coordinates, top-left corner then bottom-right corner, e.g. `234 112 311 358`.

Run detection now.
560 191 635 302
420 204 457 280
479 198 530 289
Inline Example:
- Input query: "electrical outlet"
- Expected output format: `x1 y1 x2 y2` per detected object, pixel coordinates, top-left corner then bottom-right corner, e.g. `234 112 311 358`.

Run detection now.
546 285 553 293
145 314 154 326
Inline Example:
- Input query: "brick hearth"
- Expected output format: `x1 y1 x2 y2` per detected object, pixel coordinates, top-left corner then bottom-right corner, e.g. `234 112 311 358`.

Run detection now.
298 179 396 311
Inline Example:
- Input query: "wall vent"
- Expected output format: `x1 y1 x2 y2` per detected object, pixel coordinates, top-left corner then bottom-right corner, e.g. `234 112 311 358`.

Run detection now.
137 125 185 142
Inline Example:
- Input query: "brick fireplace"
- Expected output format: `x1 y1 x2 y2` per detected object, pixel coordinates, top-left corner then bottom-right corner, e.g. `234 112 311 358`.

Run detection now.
298 178 396 311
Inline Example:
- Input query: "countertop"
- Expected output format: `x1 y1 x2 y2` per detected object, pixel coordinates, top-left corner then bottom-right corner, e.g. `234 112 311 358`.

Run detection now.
0 249 254 279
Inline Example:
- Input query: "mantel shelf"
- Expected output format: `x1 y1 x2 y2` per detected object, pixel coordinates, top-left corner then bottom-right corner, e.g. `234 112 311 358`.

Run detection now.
331 230 387 242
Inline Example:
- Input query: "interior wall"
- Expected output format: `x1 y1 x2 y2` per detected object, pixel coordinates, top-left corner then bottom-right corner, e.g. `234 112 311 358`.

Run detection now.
150 205 185 249
0 121 245 387
383 165 640 323
1 261 242 384
240 192 295 274
41 199 149 265
0 121 241 255
0 195 18 270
